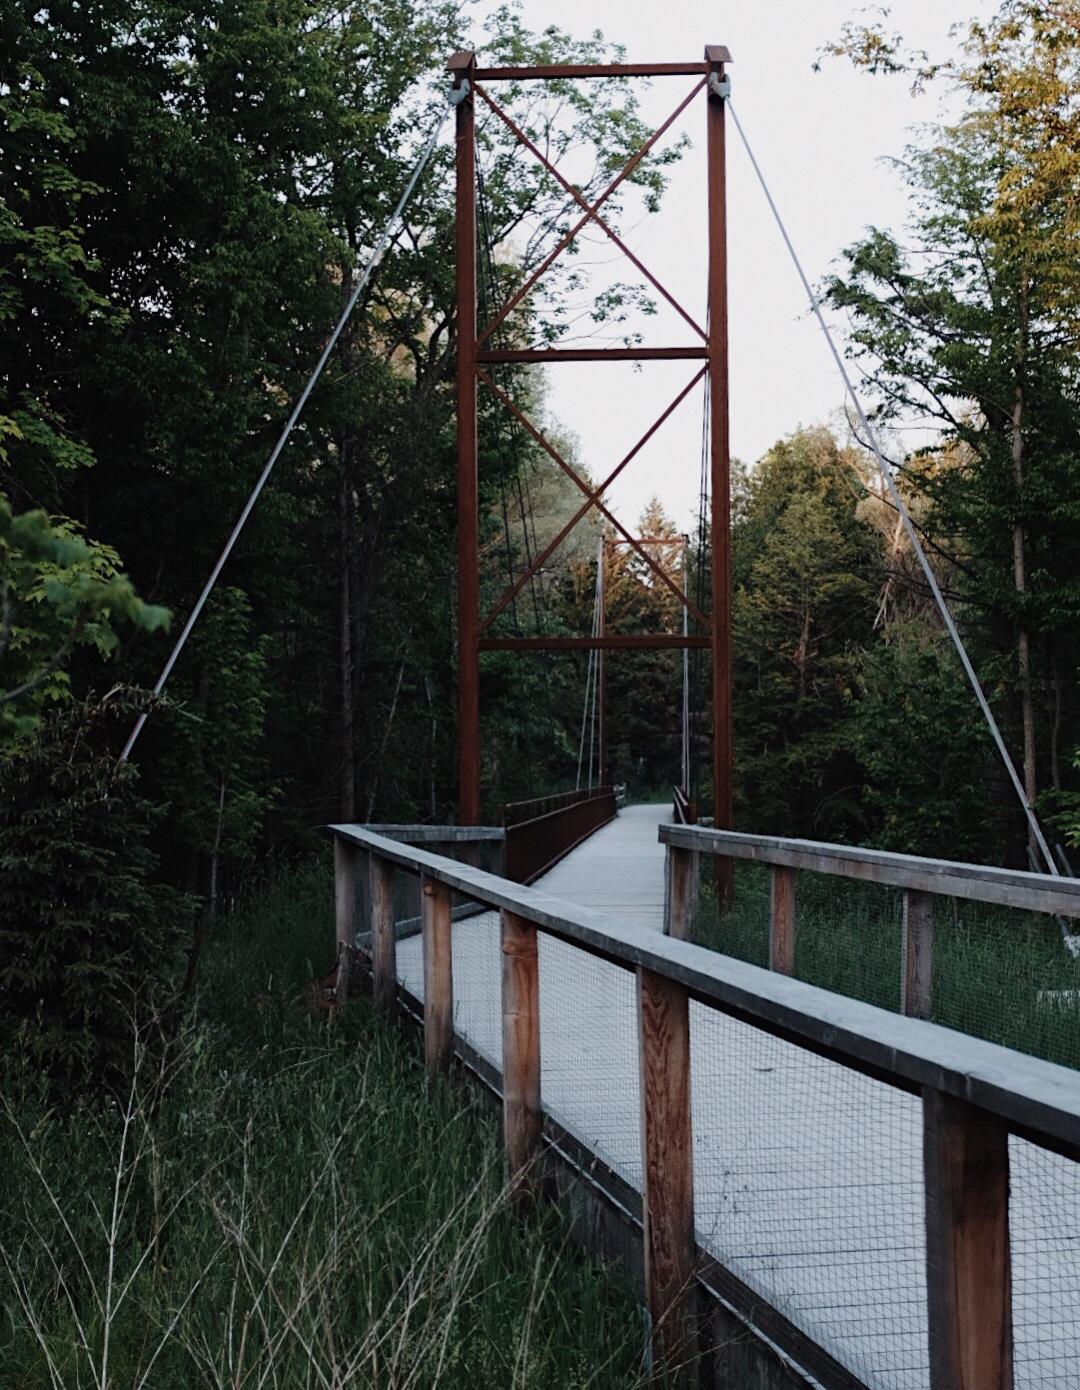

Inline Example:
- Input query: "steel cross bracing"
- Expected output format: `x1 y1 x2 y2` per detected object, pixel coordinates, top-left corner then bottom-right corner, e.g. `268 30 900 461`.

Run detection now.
450 48 734 837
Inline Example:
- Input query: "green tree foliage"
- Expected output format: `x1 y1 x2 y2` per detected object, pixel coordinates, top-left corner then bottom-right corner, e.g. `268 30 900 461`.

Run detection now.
732 429 879 839
822 0 1080 860
0 499 168 739
854 623 1008 859
0 689 185 1087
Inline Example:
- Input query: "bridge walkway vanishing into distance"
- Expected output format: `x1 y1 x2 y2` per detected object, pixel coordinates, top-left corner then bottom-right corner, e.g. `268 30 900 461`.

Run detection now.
349 803 1080 1390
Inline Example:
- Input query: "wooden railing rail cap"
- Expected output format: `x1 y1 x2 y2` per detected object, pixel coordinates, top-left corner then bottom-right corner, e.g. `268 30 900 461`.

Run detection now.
658 824 1080 917
329 825 1080 1151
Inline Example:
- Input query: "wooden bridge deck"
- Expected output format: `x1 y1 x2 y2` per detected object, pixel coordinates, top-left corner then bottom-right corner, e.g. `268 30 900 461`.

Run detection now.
396 803 1080 1389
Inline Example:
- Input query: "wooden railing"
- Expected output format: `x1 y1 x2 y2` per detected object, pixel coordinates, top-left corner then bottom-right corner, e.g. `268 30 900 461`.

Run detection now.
500 785 616 884
333 825 504 1010
659 824 1080 1017
331 822 1080 1390
672 784 697 825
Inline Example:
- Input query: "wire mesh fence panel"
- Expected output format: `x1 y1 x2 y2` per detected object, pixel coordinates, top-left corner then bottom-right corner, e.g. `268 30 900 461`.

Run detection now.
394 908 505 1071
930 902 1080 1070
791 870 904 1013
1010 1136 1080 1388
693 860 1080 1071
395 912 643 1189
691 860 770 966
538 938 642 1189
690 1002 926 1390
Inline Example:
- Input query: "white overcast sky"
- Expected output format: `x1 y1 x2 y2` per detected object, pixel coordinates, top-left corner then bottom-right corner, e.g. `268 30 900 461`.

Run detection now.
462 0 995 531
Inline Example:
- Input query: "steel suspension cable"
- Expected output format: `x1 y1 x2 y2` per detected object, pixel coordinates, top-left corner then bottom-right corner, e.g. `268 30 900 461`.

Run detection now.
576 540 603 789
121 90 458 762
726 96 1059 879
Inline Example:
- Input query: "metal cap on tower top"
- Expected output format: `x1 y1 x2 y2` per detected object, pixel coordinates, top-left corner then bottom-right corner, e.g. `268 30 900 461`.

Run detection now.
704 45 733 65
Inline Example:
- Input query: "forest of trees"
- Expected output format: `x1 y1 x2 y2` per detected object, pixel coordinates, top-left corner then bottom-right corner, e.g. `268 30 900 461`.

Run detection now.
4 1 1080 1075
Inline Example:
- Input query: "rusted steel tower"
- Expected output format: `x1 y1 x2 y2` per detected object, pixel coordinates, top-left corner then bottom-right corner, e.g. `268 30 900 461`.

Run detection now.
450 46 733 832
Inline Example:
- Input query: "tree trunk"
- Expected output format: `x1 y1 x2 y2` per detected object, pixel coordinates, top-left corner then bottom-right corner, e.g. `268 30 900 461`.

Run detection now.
1048 641 1062 792
1010 284 1038 862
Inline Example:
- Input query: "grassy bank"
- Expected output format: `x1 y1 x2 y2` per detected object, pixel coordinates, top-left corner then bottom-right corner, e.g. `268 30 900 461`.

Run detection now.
694 862 1080 1069
1 865 650 1389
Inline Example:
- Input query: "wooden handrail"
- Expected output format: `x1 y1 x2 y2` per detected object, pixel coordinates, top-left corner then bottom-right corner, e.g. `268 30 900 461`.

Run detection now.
330 822 1078 1388
329 824 1080 1154
659 823 1080 918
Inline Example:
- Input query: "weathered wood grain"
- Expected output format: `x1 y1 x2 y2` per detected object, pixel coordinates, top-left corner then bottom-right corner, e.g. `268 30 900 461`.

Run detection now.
666 845 694 941
902 889 935 1020
770 864 796 975
421 874 453 1074
660 824 1080 918
923 1089 1013 1390
369 853 396 1018
327 824 1080 1154
637 966 696 1378
501 909 541 1200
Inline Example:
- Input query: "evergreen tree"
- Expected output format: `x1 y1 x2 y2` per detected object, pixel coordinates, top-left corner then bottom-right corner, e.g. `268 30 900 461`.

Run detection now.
732 428 879 839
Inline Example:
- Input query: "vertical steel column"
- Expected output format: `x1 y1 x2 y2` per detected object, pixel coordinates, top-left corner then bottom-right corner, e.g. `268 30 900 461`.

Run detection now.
451 51 480 825
706 46 734 899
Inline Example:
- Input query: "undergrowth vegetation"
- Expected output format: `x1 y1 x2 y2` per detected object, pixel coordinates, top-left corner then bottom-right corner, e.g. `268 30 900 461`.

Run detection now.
0 865 650 1389
695 862 1080 1069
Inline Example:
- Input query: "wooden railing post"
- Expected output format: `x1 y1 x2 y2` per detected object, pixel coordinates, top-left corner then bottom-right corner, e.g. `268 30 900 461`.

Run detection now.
334 836 357 1006
923 1089 1013 1390
666 845 692 940
421 874 454 1074
770 864 796 975
501 910 541 1200
902 888 935 1019
637 967 696 1377
369 854 396 1019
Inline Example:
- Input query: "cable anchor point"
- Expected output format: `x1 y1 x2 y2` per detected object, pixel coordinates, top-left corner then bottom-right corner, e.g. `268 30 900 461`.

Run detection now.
449 78 471 106
709 73 731 100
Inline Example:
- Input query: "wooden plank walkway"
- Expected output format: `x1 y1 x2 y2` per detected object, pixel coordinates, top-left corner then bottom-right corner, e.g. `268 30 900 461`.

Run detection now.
396 804 1080 1389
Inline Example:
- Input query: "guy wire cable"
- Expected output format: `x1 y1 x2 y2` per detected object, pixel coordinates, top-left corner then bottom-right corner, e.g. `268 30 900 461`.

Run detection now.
725 91 1060 884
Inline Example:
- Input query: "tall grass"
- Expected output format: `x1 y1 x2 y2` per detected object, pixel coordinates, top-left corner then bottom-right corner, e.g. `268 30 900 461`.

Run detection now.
1 864 651 1389
694 861 1080 1069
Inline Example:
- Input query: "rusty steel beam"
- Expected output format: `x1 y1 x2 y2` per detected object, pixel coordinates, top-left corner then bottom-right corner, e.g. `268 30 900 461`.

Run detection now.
610 536 688 546
453 52 480 826
598 538 607 785
474 62 723 80
477 346 708 363
480 635 710 651
706 45 734 856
